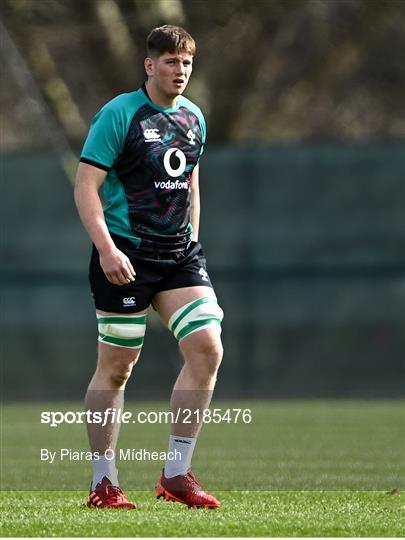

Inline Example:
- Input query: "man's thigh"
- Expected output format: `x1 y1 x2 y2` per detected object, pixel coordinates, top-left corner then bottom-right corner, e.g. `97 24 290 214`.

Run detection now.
95 308 149 358
153 286 216 325
153 285 224 349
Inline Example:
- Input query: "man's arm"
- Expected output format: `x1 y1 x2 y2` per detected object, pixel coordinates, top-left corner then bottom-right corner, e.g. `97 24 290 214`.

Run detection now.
190 164 200 241
74 162 135 286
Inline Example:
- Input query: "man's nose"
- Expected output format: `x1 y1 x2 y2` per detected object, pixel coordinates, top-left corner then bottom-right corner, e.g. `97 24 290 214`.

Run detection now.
176 63 186 75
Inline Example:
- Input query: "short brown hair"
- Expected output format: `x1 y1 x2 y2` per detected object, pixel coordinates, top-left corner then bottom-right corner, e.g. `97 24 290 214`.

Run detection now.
146 25 196 57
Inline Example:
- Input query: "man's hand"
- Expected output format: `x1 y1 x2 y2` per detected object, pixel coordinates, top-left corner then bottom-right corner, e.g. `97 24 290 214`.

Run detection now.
99 246 136 286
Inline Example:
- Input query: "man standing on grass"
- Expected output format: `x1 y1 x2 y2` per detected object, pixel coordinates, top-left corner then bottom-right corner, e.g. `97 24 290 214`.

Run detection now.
74 25 223 509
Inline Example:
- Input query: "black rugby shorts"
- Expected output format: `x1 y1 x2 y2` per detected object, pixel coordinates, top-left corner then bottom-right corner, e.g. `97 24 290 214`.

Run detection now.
89 234 213 313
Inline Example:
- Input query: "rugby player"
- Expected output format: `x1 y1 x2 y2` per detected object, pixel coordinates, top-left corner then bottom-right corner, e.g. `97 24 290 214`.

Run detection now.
74 25 223 509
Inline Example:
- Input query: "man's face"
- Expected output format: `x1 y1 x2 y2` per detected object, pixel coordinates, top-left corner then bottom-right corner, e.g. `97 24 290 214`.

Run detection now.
145 51 193 98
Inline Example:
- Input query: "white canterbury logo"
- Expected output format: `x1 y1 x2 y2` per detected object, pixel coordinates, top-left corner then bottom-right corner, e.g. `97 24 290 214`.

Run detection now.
154 179 188 189
163 148 186 178
144 128 161 142
123 297 136 306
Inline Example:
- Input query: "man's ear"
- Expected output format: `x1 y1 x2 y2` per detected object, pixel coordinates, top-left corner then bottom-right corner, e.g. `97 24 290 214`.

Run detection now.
144 57 154 77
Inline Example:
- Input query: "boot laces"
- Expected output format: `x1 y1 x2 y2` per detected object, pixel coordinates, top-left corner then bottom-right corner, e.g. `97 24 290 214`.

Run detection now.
104 484 127 504
186 470 203 492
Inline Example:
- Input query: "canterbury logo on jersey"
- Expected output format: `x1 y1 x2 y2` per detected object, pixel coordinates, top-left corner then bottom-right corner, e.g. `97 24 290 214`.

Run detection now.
144 128 161 142
154 179 188 189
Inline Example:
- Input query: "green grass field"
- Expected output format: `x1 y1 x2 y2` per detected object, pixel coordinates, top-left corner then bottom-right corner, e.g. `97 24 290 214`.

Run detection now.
1 490 404 537
1 399 404 537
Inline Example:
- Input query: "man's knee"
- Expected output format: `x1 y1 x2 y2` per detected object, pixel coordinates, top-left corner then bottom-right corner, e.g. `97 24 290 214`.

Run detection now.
98 344 141 388
181 328 223 375
109 361 133 388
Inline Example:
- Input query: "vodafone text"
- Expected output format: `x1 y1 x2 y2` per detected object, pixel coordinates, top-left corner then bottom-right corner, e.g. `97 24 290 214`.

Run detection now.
154 179 188 189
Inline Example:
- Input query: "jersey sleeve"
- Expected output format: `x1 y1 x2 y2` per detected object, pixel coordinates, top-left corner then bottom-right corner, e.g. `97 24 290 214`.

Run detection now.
80 102 127 171
198 114 207 158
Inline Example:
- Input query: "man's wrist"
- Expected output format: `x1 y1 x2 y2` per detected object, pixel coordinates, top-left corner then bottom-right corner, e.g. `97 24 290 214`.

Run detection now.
95 237 116 257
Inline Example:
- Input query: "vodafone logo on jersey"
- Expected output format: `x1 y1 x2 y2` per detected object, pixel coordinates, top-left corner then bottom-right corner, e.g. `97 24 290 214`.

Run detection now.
154 148 189 190
163 148 187 178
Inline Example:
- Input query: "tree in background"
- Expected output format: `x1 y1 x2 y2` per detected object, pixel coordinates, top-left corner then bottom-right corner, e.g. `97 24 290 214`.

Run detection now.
1 0 404 150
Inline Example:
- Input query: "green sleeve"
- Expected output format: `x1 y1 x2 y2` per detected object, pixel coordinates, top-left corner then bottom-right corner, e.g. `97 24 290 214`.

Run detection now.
80 101 128 171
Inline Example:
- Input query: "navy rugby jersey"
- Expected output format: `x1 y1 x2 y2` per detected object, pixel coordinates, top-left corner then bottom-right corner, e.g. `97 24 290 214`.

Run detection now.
80 86 206 252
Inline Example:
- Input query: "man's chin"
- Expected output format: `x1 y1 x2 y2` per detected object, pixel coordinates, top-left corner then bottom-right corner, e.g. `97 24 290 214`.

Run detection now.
171 89 184 97
161 86 186 103
170 85 187 97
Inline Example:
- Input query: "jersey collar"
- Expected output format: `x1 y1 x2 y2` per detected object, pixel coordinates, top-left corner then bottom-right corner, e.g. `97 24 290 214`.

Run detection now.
141 82 181 113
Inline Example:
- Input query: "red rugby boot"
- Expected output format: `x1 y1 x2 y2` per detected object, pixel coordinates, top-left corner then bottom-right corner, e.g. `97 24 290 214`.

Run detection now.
156 469 220 509
87 476 136 509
